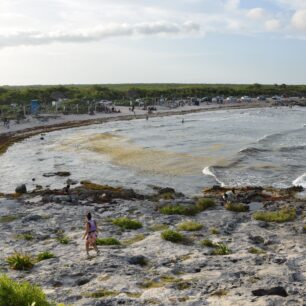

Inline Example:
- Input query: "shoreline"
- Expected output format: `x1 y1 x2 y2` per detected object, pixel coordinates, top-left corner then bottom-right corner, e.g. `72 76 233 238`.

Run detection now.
0 101 273 155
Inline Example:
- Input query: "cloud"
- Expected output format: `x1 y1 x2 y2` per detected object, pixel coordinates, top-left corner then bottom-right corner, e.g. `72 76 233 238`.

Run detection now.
247 8 266 19
292 10 306 32
0 21 200 48
265 19 281 31
224 0 240 11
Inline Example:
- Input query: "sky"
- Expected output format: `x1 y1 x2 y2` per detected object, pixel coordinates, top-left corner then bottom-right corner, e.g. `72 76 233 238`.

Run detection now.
0 0 306 85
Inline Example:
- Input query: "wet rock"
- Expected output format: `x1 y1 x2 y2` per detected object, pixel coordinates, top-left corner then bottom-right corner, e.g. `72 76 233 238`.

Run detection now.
43 171 71 177
15 184 27 194
252 287 288 297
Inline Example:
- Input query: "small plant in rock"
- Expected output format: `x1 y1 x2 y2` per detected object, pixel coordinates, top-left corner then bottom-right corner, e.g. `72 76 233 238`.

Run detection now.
6 252 34 270
149 224 169 231
96 237 121 246
211 243 231 255
253 208 296 223
37 251 55 261
112 217 143 230
177 221 203 231
196 198 215 211
57 235 70 244
17 233 34 241
225 203 249 212
201 239 215 247
160 205 198 216
0 274 52 306
210 227 220 235
160 192 175 200
161 230 184 243
84 289 119 298
248 247 266 255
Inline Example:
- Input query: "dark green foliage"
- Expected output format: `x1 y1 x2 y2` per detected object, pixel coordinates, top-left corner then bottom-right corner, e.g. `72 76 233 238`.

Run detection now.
161 230 184 243
96 237 121 246
0 274 52 306
160 205 199 216
253 208 296 222
196 198 215 211
6 252 34 270
37 251 55 261
112 217 143 230
225 203 249 212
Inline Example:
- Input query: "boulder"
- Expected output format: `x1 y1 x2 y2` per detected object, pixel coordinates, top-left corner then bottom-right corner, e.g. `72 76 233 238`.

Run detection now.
15 184 27 194
127 255 148 266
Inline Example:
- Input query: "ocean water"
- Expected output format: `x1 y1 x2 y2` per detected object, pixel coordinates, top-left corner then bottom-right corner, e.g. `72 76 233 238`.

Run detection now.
1 106 306 194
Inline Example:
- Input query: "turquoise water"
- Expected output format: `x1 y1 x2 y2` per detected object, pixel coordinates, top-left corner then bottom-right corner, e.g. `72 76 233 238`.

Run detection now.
1 106 306 194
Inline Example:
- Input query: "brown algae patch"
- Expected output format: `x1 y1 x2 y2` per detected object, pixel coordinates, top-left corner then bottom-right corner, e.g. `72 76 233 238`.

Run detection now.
57 133 225 176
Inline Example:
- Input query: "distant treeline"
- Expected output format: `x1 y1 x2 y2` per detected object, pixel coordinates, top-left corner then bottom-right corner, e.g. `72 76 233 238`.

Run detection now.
0 83 306 105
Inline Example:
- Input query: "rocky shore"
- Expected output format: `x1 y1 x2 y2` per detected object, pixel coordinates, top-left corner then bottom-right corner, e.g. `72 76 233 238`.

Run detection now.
0 182 305 305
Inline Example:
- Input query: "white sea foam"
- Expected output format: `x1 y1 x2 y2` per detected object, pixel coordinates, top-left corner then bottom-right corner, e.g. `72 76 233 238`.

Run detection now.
293 173 306 187
202 166 225 186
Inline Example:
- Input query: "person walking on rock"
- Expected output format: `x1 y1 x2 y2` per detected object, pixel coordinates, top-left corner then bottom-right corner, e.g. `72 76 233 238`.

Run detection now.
83 212 100 258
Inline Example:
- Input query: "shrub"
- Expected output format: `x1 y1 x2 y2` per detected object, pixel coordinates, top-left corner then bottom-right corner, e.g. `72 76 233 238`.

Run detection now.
6 252 34 270
17 233 34 241
149 224 169 231
248 247 265 255
225 203 249 212
196 198 215 211
201 239 215 247
210 227 220 235
161 230 184 243
160 205 198 216
57 236 70 244
177 221 203 231
253 208 296 223
211 243 231 255
112 217 143 230
96 237 121 246
37 251 55 262
0 274 51 306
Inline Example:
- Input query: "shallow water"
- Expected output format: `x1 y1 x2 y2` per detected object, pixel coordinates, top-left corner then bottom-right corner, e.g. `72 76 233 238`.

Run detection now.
1 107 306 194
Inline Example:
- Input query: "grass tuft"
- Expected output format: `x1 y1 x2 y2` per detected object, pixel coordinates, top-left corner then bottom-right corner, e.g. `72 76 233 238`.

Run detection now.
57 235 70 244
0 215 19 223
6 252 34 270
196 198 215 211
96 237 121 246
161 230 184 243
248 247 266 255
84 289 119 298
112 217 143 230
211 243 231 255
37 251 55 262
210 227 220 235
17 233 34 241
160 205 198 216
149 224 169 231
201 239 215 247
0 274 51 306
253 208 296 223
225 203 249 212
177 221 203 231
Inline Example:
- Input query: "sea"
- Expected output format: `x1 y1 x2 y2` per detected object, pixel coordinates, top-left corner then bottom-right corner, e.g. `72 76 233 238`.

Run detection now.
1 106 306 195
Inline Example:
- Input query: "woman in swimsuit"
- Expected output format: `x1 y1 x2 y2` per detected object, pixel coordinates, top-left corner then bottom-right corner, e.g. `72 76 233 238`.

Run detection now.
83 212 100 258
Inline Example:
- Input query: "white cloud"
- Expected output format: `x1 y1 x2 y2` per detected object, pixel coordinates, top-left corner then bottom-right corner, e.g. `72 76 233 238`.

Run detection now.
0 21 200 48
247 8 266 19
265 19 281 31
225 0 240 11
292 10 306 32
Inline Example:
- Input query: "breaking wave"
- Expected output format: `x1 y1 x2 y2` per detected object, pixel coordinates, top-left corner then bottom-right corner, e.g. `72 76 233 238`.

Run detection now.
202 166 225 186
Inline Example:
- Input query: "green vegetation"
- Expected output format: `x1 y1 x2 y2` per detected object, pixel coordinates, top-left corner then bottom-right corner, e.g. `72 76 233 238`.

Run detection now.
177 221 203 231
211 243 231 256
57 235 70 244
149 224 169 231
125 292 142 298
201 239 215 247
253 208 296 223
210 227 220 235
159 192 175 200
0 274 52 306
16 233 34 241
0 215 19 223
225 203 249 212
84 289 119 298
37 251 55 261
6 252 34 270
122 234 145 245
248 247 266 255
161 230 184 243
196 198 215 211
211 289 228 297
160 204 198 216
112 217 143 230
201 240 231 255
96 237 121 246
139 275 187 289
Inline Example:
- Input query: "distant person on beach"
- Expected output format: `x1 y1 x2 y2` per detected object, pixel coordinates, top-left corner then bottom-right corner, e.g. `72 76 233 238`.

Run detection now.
83 212 100 258
146 114 149 120
182 118 184 124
